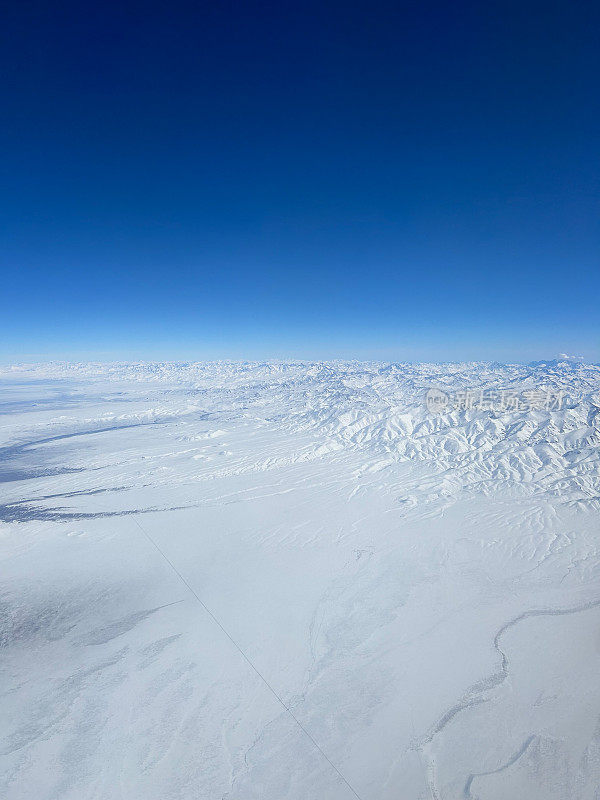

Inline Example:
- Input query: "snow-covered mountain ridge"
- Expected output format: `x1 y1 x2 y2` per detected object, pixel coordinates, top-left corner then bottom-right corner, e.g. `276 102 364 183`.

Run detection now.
3 360 599 510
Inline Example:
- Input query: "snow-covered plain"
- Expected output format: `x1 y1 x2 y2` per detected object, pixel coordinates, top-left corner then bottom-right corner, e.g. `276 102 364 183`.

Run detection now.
1 360 599 799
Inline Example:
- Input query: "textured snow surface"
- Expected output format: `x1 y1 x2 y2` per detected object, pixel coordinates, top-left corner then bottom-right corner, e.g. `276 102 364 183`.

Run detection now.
1 360 599 799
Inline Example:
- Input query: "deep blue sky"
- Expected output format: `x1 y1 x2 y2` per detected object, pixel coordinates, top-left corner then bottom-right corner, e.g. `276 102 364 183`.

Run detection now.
1 0 598 362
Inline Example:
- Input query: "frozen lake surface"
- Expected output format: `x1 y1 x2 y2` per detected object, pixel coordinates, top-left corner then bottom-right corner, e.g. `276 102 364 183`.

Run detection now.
1 360 599 799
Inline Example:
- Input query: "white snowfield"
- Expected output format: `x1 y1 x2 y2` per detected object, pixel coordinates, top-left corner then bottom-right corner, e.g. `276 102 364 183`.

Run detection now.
1 359 599 800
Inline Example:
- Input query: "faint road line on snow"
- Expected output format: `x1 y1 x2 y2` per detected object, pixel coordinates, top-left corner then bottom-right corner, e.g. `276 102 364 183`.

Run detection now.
129 515 366 800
